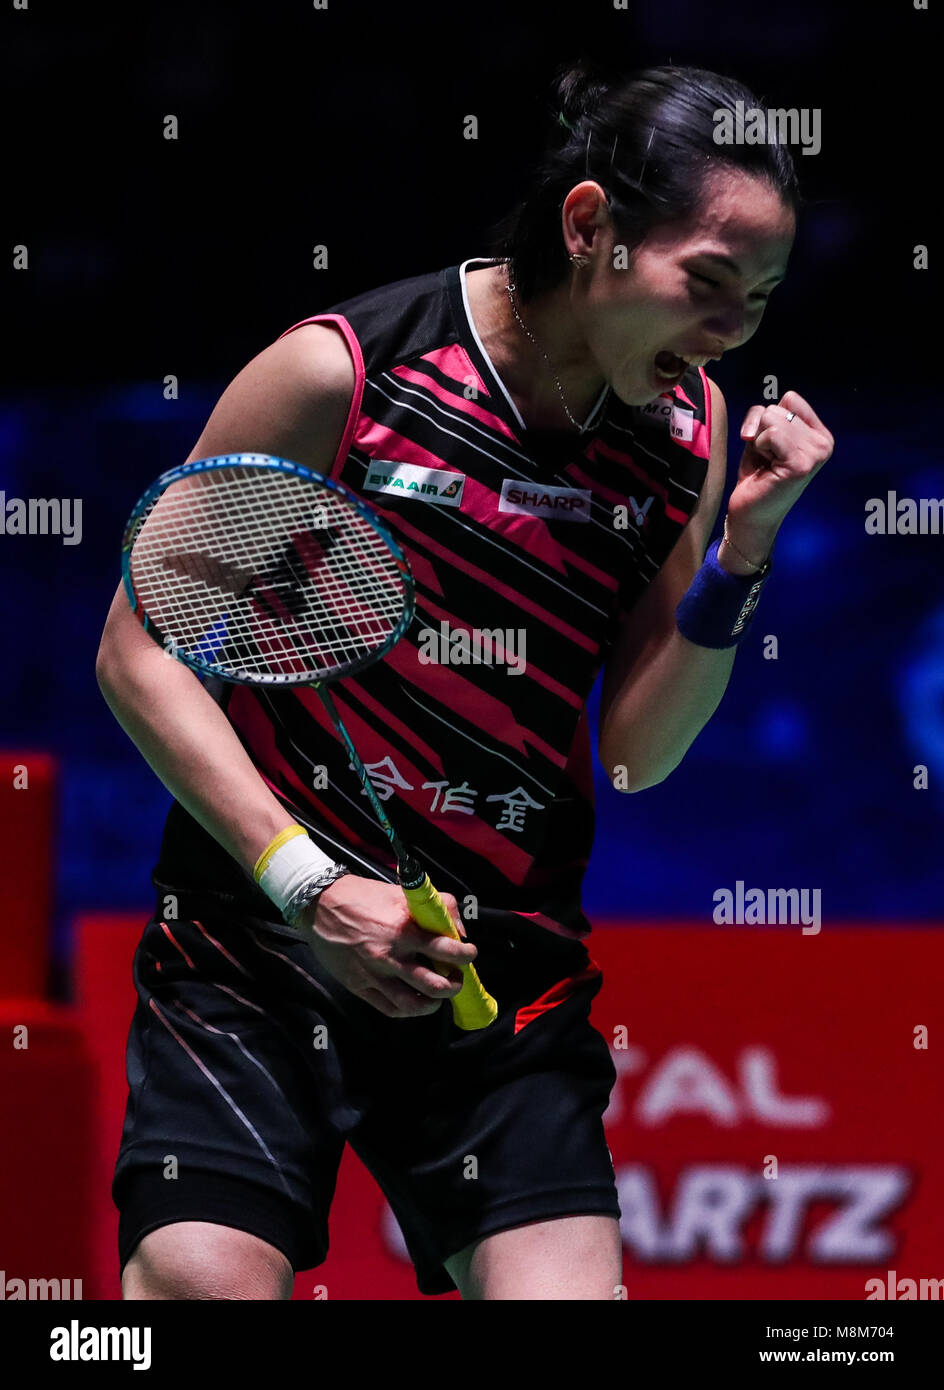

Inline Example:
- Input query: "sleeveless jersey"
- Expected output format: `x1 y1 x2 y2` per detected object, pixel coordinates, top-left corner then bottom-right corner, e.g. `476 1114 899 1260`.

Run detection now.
154 257 713 940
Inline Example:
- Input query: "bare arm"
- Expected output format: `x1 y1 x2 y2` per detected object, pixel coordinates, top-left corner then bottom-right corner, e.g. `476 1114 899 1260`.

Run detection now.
97 323 476 1015
598 379 756 791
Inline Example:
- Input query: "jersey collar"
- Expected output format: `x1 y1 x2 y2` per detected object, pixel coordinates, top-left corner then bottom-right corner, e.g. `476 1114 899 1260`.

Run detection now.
447 257 610 441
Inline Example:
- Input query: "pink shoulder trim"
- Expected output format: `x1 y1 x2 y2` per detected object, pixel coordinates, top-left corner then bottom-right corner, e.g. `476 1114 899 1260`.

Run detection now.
277 313 365 481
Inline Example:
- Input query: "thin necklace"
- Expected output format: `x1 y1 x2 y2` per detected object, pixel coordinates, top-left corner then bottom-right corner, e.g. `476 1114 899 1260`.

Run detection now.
503 273 608 434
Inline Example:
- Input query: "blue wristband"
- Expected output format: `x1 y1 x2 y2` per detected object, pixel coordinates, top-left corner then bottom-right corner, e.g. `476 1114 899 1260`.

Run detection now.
675 537 771 649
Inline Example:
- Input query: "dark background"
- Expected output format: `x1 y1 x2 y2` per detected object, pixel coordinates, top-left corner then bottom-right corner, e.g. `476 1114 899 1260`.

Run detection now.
3 0 940 989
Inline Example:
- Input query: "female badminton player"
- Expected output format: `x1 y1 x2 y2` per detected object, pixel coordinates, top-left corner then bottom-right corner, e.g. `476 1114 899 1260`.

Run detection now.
96 59 833 1300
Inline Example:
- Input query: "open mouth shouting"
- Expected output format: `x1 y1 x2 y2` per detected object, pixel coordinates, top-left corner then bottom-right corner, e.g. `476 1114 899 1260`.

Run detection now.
650 348 721 393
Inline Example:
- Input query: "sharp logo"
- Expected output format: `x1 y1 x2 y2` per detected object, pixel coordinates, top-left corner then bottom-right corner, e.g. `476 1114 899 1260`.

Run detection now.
499 479 591 521
364 462 465 507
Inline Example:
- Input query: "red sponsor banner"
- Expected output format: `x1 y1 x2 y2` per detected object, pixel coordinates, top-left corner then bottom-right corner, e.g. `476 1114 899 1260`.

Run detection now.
295 926 943 1300
67 916 943 1300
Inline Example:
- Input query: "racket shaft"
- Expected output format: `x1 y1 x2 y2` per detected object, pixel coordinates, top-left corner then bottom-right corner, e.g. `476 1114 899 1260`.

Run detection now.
316 686 409 860
401 876 498 1030
316 687 497 1029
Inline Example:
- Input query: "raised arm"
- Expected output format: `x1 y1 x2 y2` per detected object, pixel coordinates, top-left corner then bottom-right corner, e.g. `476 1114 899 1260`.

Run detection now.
598 378 736 791
599 376 833 791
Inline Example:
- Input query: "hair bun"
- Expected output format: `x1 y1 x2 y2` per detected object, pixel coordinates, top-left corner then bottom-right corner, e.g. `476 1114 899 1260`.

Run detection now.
551 56 615 129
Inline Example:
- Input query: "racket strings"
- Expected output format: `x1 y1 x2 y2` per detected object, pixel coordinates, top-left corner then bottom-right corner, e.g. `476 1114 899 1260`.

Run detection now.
129 467 407 679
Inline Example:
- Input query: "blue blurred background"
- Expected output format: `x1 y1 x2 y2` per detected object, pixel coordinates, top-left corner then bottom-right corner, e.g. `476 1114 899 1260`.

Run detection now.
3 0 940 989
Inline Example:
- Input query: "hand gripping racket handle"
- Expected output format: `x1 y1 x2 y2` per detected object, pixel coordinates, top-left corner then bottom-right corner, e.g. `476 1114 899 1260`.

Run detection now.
401 876 498 1030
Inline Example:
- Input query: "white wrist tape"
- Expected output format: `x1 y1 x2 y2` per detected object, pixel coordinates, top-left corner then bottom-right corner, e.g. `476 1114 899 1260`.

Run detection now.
257 833 336 920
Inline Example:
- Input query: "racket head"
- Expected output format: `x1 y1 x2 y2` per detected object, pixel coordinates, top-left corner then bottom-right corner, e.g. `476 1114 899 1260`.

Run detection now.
121 453 415 686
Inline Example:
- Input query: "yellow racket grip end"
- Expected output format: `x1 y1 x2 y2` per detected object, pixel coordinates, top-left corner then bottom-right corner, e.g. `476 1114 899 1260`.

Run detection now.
401 876 498 1030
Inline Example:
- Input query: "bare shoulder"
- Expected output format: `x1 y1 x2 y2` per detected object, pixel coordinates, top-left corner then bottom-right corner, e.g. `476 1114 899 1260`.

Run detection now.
185 320 358 475
269 320 357 394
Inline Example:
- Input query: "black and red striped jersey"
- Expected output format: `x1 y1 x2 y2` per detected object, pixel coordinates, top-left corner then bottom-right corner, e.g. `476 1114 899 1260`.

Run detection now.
155 257 713 939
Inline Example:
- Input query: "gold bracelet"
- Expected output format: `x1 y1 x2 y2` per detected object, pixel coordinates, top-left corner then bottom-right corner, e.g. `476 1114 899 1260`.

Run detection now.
722 517 768 573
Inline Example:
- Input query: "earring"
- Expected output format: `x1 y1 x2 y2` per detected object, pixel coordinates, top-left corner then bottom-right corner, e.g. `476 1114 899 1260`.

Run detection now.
569 253 589 267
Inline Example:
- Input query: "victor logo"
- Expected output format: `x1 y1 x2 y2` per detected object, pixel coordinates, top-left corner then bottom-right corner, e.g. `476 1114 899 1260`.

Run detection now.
628 495 654 527
364 462 465 507
732 577 767 635
499 479 591 521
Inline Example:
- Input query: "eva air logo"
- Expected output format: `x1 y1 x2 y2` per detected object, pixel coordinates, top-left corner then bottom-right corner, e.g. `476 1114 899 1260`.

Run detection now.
365 462 466 507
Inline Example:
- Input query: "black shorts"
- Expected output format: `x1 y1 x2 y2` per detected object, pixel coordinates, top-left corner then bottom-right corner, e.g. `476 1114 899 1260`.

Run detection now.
112 890 620 1296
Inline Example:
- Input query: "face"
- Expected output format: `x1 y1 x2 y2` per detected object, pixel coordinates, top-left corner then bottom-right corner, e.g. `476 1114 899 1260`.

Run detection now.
566 165 796 404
